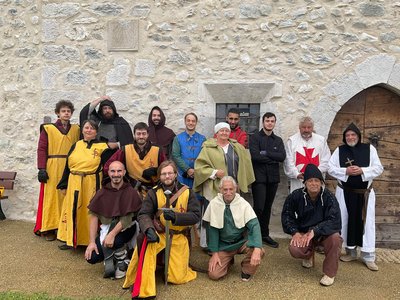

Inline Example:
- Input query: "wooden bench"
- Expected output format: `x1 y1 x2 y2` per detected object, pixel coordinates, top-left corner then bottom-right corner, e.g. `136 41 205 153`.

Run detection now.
0 171 17 220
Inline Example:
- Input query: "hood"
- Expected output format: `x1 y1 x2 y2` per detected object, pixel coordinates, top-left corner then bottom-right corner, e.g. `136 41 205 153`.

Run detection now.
99 100 119 120
342 122 361 145
148 106 166 128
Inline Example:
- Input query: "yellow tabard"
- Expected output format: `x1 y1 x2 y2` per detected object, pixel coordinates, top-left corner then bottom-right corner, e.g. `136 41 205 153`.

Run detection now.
40 124 80 232
156 188 190 232
125 144 159 184
57 140 108 247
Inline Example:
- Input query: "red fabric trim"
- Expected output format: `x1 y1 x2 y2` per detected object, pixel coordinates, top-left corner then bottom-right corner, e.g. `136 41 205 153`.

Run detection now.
132 236 148 298
33 183 45 234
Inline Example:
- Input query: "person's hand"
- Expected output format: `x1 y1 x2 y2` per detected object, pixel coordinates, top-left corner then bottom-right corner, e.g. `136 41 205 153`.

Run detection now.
103 232 116 248
290 232 304 247
250 248 263 266
107 142 119 149
186 168 195 178
208 252 222 273
215 169 225 179
146 228 159 243
297 173 304 180
163 209 176 223
346 165 363 176
142 167 158 180
38 169 49 183
85 242 99 260
304 230 314 247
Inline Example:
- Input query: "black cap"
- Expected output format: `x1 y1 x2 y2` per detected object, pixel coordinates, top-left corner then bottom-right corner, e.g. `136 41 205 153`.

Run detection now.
303 164 324 183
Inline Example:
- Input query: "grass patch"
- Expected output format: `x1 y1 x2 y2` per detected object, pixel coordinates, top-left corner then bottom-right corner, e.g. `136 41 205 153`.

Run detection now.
0 292 123 300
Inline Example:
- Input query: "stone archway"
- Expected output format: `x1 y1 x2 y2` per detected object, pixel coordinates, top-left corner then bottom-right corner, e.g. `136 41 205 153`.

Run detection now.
326 86 400 248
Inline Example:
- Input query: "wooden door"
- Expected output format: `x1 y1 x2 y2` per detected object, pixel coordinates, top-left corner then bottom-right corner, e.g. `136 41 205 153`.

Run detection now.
327 86 400 249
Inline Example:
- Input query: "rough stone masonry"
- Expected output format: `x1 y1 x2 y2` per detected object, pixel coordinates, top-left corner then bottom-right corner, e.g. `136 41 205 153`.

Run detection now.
1 1 400 221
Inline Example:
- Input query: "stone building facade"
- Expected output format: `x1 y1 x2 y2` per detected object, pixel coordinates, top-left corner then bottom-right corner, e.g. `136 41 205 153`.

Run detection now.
1 1 400 227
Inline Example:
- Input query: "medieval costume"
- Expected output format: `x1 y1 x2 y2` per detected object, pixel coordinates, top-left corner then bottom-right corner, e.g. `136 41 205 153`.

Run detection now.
104 141 165 197
172 130 206 188
328 123 383 261
284 132 331 192
34 120 80 235
203 192 263 280
80 99 134 147
86 181 142 278
148 106 176 159
56 140 110 247
123 182 201 298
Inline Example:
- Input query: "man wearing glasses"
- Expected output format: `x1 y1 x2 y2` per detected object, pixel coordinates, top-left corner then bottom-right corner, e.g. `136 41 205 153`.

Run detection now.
123 160 201 299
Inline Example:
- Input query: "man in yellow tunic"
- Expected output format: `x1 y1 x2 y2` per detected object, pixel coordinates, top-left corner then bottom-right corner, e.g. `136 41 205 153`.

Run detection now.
34 100 80 241
105 122 165 198
57 120 110 249
123 161 201 298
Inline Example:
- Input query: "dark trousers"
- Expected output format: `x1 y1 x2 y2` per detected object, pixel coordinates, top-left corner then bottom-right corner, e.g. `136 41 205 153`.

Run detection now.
289 233 343 277
87 224 136 264
252 182 278 237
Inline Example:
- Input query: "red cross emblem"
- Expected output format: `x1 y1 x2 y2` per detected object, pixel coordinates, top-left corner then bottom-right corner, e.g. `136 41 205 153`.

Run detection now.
295 147 320 173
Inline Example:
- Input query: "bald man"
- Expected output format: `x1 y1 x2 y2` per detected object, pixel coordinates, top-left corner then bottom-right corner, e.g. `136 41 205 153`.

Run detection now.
85 161 142 279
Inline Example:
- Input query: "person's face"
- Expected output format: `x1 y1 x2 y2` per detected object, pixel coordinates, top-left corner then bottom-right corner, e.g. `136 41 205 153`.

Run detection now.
57 106 72 122
82 122 97 141
263 116 276 132
220 180 236 204
185 115 197 132
151 109 161 126
108 163 126 186
102 105 114 120
134 129 148 146
305 178 322 197
299 121 314 140
216 127 231 142
345 130 359 147
226 112 240 130
159 165 177 187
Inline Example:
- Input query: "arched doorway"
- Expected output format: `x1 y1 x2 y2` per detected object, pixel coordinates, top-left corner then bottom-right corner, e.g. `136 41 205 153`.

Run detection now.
327 85 400 249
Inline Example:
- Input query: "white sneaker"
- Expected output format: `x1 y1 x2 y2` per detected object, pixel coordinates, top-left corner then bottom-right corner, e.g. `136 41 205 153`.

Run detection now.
320 275 335 286
114 268 126 279
364 261 379 271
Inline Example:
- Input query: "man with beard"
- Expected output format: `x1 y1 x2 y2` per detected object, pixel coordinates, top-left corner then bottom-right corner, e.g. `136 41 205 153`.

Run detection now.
328 123 383 271
284 116 331 192
282 164 342 286
172 112 206 188
123 161 201 299
249 112 286 248
80 95 134 149
85 161 142 279
148 106 176 159
104 122 165 198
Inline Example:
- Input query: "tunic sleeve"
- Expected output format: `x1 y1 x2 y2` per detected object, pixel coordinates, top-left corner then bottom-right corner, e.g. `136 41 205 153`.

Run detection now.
361 145 384 183
245 218 262 248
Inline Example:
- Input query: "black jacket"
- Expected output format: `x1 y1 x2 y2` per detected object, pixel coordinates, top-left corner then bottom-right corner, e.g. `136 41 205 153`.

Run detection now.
281 187 341 238
249 130 286 183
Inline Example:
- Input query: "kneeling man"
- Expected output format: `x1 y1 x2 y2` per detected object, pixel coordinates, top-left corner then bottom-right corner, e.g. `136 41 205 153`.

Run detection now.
85 161 142 279
281 163 342 286
123 160 201 299
203 176 264 282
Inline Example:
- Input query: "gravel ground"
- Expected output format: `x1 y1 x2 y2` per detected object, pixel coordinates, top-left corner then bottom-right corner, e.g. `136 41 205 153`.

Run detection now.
0 220 399 299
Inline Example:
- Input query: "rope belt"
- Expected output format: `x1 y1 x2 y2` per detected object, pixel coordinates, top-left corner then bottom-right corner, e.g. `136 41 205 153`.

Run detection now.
70 171 97 177
48 155 68 158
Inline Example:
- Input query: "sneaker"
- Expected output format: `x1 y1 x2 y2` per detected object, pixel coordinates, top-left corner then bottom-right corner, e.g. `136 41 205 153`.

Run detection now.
114 268 126 279
262 236 279 248
58 244 73 250
302 258 313 268
320 274 335 286
364 261 379 271
340 254 358 262
241 272 251 282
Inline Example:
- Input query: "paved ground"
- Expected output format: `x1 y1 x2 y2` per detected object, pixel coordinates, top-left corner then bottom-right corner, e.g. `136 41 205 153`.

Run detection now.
0 220 399 299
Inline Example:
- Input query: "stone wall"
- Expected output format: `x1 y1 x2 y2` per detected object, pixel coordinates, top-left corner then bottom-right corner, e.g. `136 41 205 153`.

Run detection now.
1 0 400 223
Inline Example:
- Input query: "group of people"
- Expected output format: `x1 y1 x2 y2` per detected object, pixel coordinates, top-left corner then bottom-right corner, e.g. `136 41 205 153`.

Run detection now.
33 96 384 298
